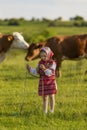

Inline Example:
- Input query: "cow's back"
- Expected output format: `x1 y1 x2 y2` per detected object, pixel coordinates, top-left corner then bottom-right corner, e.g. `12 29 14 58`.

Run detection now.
60 35 87 59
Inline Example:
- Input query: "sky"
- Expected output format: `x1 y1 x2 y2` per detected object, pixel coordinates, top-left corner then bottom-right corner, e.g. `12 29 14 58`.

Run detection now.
0 0 87 20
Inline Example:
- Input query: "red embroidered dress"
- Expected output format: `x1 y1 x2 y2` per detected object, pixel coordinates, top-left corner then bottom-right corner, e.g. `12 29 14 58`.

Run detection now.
38 59 57 96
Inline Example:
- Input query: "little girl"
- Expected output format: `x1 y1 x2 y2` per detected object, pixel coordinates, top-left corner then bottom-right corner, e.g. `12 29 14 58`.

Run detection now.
26 47 57 113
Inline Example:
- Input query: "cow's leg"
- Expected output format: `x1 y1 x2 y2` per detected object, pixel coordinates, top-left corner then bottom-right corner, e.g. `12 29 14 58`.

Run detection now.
56 66 61 77
56 60 62 77
0 52 6 63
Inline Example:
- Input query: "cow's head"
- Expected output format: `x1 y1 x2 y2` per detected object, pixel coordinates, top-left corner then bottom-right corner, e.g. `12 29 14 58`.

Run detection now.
11 32 29 49
25 43 43 61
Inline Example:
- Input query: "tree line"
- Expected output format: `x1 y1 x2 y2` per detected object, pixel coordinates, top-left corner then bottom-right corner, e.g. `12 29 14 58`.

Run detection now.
0 15 87 27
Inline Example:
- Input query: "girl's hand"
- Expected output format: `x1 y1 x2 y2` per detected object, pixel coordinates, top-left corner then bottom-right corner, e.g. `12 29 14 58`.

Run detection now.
40 64 46 70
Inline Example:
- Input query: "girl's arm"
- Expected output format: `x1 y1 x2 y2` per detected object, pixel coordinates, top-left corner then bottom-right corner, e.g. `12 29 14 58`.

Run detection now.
26 64 38 75
44 62 56 76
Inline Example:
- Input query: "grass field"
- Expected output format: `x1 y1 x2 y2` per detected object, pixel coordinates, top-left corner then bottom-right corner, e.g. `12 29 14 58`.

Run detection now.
1 25 87 42
0 50 87 130
0 26 87 130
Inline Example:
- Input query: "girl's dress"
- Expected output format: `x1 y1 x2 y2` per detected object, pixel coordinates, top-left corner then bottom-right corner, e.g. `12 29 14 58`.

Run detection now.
37 59 57 96
29 46 57 96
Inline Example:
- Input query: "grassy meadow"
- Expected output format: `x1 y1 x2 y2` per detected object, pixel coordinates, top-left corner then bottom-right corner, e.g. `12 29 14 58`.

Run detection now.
0 25 87 130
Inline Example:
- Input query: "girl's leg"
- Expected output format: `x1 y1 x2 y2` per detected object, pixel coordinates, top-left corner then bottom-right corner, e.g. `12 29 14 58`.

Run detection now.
49 94 55 113
42 96 48 113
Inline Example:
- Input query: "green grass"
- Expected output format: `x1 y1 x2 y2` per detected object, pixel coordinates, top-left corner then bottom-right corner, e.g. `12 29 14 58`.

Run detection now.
0 25 87 129
0 49 87 130
0 25 87 42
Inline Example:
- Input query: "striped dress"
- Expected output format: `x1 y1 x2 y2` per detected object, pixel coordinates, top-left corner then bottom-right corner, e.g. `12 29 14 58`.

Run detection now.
38 59 57 96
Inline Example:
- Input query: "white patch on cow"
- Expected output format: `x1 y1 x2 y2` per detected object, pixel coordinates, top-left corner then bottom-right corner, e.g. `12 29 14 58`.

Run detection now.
11 32 29 49
0 52 6 63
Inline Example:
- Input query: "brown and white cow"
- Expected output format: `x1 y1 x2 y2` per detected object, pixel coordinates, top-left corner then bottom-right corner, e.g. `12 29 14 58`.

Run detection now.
0 32 29 63
25 34 87 76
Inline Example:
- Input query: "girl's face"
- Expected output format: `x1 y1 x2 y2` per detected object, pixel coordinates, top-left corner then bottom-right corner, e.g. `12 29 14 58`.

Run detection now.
40 51 48 61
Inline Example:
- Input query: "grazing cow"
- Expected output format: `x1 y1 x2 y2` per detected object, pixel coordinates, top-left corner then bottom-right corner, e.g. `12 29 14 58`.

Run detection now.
0 32 29 63
25 34 87 76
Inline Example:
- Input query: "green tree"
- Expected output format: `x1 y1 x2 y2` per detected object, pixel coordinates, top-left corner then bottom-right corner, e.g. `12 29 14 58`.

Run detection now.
70 15 84 21
8 18 20 26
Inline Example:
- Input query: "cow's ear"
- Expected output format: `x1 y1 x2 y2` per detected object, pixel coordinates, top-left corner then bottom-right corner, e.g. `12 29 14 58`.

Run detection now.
7 35 14 42
35 44 43 49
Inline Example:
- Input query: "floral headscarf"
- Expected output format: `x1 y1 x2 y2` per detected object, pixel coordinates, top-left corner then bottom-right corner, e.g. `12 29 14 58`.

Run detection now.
40 47 54 59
